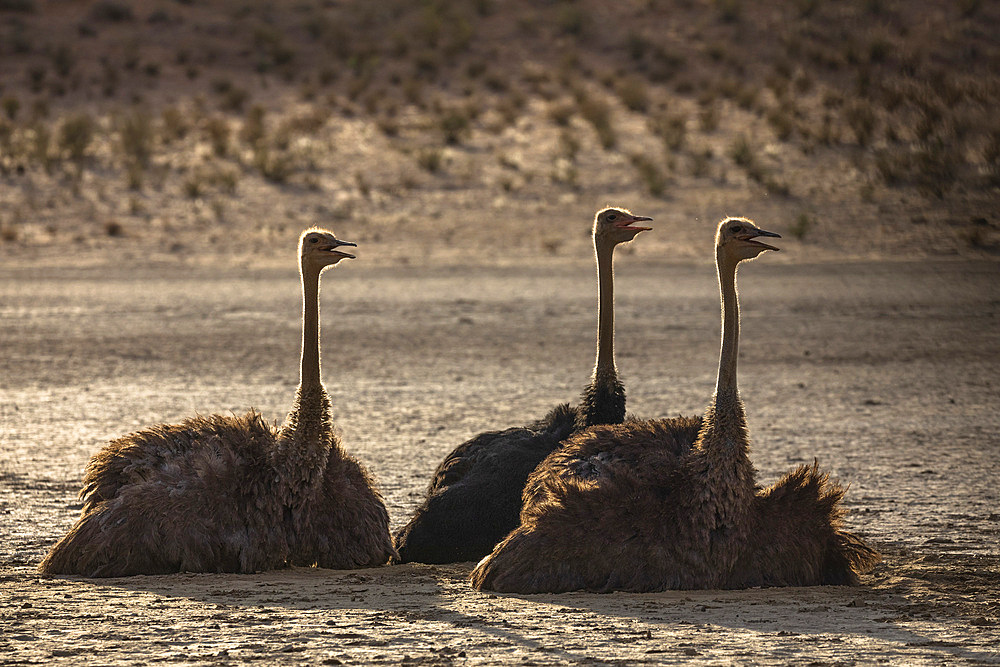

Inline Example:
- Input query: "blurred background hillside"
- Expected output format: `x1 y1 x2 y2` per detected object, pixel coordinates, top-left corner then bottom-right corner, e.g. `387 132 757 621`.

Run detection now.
1 0 998 266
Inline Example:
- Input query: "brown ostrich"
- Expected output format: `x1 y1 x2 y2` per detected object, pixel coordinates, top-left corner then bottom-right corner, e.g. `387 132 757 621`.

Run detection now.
470 217 878 593
39 228 395 577
393 208 660 564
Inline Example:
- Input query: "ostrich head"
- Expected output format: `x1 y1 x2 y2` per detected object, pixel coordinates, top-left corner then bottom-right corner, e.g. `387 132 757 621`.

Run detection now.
593 207 652 247
715 216 780 263
299 227 357 273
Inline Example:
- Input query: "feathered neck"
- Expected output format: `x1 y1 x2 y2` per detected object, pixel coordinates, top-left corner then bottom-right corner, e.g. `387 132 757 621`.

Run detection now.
274 262 336 485
577 238 626 429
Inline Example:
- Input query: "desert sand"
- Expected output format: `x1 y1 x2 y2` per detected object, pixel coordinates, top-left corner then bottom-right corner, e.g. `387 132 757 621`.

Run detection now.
2 255 998 665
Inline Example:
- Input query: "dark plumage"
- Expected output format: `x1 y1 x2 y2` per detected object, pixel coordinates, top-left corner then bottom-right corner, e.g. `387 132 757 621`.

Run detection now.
392 404 578 563
393 208 653 564
471 218 878 593
39 229 395 577
731 463 881 587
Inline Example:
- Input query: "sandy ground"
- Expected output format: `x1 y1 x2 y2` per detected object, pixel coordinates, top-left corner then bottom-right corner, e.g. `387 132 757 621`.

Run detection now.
2 256 999 665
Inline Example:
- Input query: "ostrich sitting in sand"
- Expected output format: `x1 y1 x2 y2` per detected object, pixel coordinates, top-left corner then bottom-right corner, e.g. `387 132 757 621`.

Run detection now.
39 228 395 577
393 207 691 564
470 217 878 593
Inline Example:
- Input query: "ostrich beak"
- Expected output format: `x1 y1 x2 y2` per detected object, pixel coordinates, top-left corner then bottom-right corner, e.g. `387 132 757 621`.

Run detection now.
616 215 653 232
744 228 780 252
320 239 357 260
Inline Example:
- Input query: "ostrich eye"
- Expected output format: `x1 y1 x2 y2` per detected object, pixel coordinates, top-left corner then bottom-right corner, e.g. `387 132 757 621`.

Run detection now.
606 213 617 222
309 237 319 243
731 225 743 233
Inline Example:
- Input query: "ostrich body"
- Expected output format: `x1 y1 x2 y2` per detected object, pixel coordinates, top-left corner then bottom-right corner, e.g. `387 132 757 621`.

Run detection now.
392 208 653 564
39 229 395 577
470 217 877 593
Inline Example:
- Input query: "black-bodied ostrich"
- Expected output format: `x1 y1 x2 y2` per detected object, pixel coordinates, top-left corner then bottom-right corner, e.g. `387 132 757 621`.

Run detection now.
39 228 395 577
393 208 657 564
470 217 878 593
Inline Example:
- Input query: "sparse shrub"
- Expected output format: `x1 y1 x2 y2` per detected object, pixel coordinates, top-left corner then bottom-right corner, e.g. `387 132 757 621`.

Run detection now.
790 212 812 239
690 147 712 177
161 106 188 142
699 105 719 132
913 138 961 198
874 147 908 186
795 0 819 17
104 220 124 236
253 23 296 71
647 44 686 84
631 154 668 197
90 1 133 22
183 176 203 199
59 113 95 161
483 71 508 93
556 5 587 36
764 176 790 196
558 129 580 160
438 107 470 145
417 148 443 173
221 86 248 112
626 30 650 62
0 0 37 12
30 122 53 171
735 85 759 110
125 162 143 190
547 101 574 127
496 91 526 128
204 116 230 157
767 107 794 141
794 71 814 94
577 93 616 149
100 59 119 97
549 158 578 189
52 44 73 78
354 171 370 198
30 98 49 120
254 146 294 183
147 9 170 24
211 167 238 194
27 65 46 93
377 114 399 137
845 101 877 147
728 133 755 168
0 222 19 242
649 112 686 151
616 75 649 112
119 108 153 167
715 0 741 22
984 129 1000 186
959 0 983 17
1 96 19 121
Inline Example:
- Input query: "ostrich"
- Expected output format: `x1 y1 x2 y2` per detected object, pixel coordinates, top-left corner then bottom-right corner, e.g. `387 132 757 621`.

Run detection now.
39 228 395 577
470 217 877 593
393 207 656 564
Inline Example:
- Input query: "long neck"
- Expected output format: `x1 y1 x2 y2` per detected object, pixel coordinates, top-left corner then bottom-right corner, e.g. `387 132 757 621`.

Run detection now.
594 240 616 379
694 248 751 453
276 263 334 472
299 264 322 390
715 248 740 403
577 239 626 429
691 249 756 579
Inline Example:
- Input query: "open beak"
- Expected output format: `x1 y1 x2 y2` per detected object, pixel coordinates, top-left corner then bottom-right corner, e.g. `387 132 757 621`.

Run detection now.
743 228 780 252
320 239 357 260
616 214 653 233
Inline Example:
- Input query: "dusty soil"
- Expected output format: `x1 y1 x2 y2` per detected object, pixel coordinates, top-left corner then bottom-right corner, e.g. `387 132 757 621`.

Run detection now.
2 255 999 665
